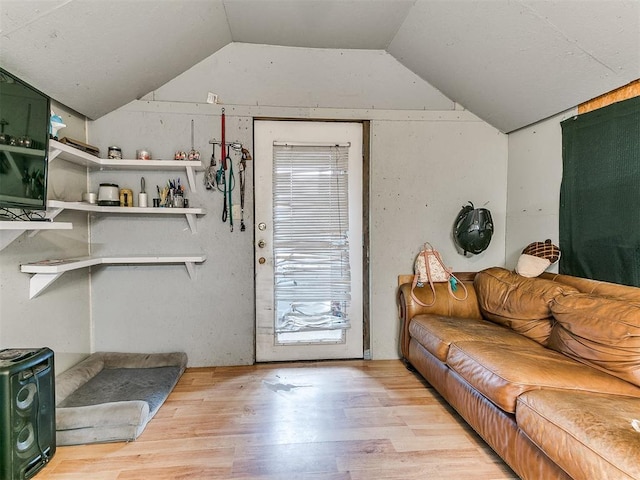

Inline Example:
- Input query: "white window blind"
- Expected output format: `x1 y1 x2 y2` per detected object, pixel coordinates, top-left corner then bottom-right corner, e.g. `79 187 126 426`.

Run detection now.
273 144 351 333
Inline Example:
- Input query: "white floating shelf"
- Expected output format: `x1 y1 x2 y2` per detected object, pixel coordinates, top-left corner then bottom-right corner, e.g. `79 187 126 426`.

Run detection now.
21 254 206 298
47 200 206 233
0 221 73 251
48 140 203 191
0 144 46 157
0 222 72 231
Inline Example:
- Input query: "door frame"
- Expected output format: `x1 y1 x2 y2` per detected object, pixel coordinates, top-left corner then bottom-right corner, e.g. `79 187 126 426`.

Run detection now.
252 118 371 361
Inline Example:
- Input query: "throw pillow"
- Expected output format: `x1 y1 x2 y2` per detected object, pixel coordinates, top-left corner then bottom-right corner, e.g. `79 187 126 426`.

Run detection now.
515 239 560 277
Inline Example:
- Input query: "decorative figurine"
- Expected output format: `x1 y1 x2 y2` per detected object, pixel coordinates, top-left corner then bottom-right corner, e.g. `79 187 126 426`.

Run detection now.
50 111 66 139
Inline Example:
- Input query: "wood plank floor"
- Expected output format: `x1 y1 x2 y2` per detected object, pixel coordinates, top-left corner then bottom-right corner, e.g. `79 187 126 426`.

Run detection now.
35 360 517 480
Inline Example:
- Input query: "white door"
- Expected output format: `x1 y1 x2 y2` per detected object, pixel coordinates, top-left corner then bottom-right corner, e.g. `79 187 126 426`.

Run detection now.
254 120 363 362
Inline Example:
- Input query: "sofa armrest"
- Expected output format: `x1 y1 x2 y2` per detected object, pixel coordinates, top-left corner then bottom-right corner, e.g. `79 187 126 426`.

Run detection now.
397 273 483 359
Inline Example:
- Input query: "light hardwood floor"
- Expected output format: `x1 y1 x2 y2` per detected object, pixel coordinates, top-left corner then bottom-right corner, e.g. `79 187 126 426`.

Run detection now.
36 360 517 479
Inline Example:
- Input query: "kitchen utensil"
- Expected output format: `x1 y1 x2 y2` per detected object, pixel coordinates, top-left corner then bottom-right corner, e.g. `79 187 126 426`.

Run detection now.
138 177 147 207
205 143 216 189
188 119 200 161
82 192 97 204
97 183 120 206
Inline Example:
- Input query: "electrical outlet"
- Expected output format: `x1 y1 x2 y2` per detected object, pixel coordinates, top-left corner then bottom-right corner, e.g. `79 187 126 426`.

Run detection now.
206 92 218 104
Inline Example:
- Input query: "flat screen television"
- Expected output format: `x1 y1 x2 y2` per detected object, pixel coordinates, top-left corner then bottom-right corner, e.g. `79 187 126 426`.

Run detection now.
0 68 50 211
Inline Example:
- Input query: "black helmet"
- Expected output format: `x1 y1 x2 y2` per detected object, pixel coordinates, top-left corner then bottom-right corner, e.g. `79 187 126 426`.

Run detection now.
453 202 493 255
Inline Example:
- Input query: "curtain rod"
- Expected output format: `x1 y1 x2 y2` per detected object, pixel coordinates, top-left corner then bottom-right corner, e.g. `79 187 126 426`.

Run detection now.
273 141 351 148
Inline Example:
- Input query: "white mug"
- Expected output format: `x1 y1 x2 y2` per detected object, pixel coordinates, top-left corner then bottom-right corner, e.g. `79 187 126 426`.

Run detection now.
83 192 97 204
138 193 148 208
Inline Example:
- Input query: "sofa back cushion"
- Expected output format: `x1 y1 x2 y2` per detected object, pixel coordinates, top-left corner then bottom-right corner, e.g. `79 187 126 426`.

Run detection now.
475 267 578 345
549 293 640 388
540 272 640 300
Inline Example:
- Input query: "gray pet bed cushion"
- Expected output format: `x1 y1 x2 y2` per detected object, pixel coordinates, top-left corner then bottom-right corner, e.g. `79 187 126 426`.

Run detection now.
55 352 187 446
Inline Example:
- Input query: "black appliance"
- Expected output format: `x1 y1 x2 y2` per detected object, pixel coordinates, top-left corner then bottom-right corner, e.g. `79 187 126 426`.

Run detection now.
0 348 55 480
0 68 51 211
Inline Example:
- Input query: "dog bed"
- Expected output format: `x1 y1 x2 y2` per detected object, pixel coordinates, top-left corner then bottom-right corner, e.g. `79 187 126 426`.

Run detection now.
55 351 187 445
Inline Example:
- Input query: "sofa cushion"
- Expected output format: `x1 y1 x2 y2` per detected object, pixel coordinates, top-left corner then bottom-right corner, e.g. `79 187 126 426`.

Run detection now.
517 390 640 480
446 341 640 413
474 267 577 345
409 314 536 362
549 293 640 388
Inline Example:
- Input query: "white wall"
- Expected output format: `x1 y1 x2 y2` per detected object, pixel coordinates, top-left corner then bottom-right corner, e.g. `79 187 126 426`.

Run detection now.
147 43 454 111
0 101 90 374
371 117 507 358
506 108 576 270
87 44 508 364
88 103 255 366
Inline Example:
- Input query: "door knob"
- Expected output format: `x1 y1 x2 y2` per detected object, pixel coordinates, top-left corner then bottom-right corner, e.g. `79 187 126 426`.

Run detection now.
258 222 267 231
258 257 266 264
258 240 266 248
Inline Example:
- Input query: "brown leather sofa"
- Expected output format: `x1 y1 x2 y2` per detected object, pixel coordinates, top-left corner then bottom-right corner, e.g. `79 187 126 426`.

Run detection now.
397 267 640 480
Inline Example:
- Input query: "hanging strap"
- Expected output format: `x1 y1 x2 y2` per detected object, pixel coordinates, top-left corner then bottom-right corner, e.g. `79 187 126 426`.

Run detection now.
239 157 246 232
220 165 227 222
410 249 468 307
228 150 234 232
221 108 227 170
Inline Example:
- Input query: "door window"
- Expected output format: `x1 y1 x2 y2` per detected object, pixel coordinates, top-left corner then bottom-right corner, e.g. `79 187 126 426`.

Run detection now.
273 144 352 344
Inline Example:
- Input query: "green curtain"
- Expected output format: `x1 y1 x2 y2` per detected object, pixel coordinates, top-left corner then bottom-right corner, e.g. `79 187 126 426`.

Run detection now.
560 96 640 286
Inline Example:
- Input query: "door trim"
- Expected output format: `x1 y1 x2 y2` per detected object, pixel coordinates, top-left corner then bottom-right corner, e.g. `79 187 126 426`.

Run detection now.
361 121 371 359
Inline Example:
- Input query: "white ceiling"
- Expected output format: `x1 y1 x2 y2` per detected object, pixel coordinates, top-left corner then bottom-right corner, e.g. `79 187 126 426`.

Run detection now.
1 0 638 132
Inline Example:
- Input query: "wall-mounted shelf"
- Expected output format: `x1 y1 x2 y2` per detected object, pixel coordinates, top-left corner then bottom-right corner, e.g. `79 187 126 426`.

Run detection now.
0 221 73 251
47 200 206 233
0 144 46 157
0 221 72 231
21 254 206 299
48 140 203 191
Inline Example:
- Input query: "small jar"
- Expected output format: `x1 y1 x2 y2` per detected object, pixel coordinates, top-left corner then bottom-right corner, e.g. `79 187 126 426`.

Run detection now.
136 149 151 160
188 149 200 161
108 146 122 159
119 188 133 207
173 191 184 208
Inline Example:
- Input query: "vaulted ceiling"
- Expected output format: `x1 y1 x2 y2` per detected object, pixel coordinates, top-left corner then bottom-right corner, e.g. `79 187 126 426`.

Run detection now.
1 0 638 132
